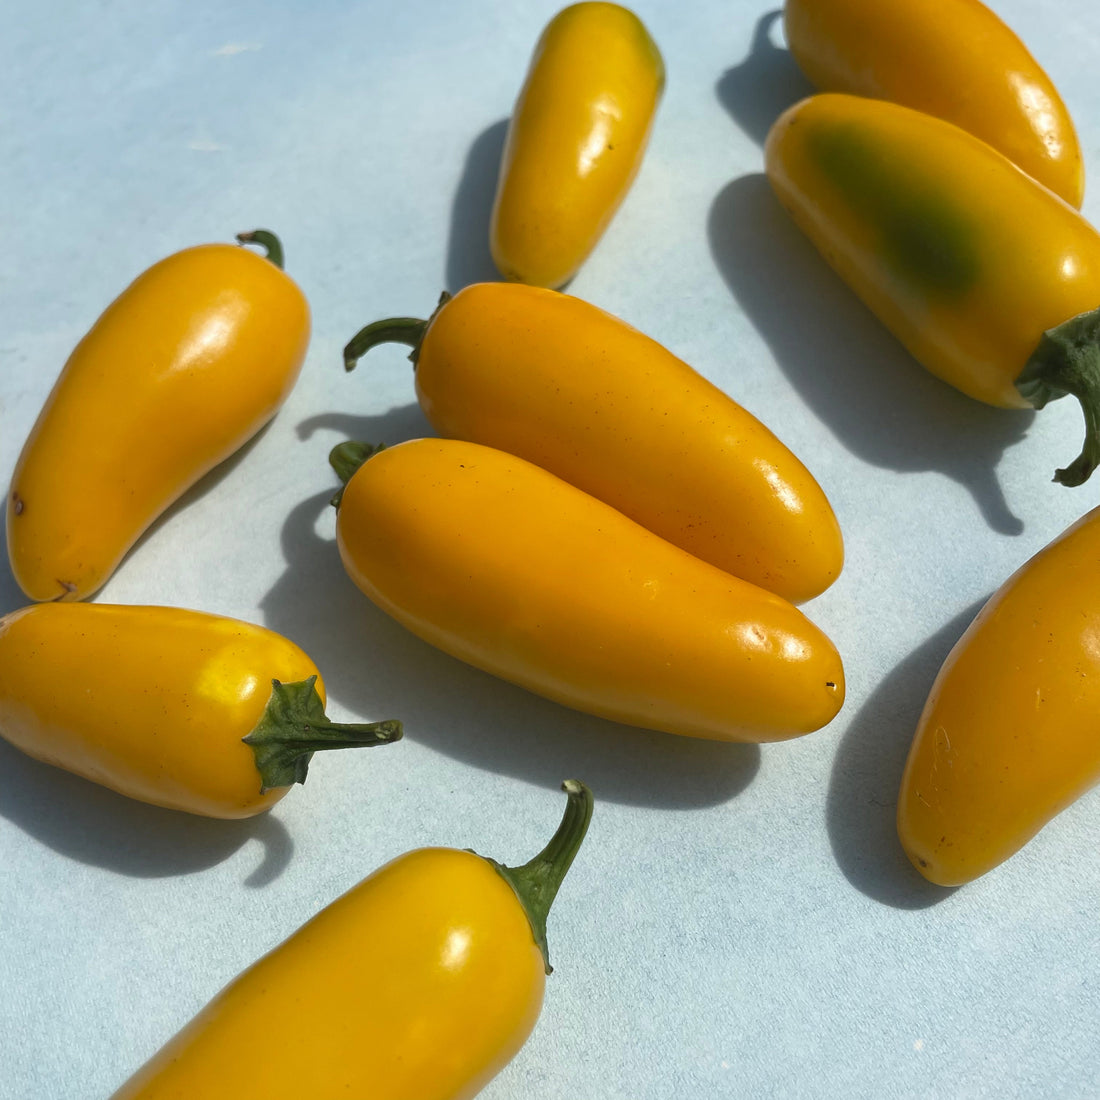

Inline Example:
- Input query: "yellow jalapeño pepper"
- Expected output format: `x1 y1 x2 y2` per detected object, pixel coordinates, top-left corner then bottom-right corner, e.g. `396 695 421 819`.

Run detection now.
898 507 1100 886
7 230 310 602
330 438 844 743
110 780 593 1100
345 282 843 604
766 94 1100 486
784 0 1084 207
0 603 401 818
490 2 664 288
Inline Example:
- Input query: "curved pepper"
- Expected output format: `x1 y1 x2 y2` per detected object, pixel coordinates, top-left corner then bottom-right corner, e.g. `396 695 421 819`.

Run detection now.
0 603 401 818
490 1 664 288
783 0 1083 207
7 230 310 602
898 506 1100 885
110 780 592 1099
765 93 1100 486
345 282 842 603
331 438 844 742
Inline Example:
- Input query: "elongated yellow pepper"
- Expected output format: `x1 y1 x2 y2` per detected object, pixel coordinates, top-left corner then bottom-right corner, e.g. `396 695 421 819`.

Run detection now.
490 2 664 288
111 781 592 1099
766 93 1100 485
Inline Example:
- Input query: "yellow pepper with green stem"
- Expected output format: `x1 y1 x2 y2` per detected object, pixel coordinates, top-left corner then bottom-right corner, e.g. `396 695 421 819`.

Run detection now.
330 437 844 743
7 230 310 602
765 93 1100 486
110 780 592 1099
0 602 401 818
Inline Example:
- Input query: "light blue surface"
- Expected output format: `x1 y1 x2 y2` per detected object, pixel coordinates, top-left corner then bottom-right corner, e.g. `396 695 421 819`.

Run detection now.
4 1 1100 1097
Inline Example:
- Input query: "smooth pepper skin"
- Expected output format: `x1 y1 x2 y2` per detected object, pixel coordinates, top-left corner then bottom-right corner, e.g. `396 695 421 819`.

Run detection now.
111 781 592 1099
490 2 664 288
112 851 543 1099
359 283 844 603
766 94 1100 483
784 0 1084 207
335 438 845 742
898 506 1100 886
0 603 372 819
7 239 310 602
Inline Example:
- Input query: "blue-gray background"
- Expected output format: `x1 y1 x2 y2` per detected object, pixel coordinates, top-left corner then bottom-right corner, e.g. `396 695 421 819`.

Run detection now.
3 1 1100 1096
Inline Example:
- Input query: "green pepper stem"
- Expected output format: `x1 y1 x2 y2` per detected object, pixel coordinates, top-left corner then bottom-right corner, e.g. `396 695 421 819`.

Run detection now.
486 780 594 975
343 318 428 371
1016 305 1100 486
242 676 402 793
343 291 453 371
236 229 285 270
328 440 384 508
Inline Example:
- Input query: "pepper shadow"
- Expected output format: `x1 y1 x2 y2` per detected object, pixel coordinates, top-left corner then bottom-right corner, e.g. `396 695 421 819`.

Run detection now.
0 512 25 618
708 174 1032 535
827 601 986 908
259 442 760 810
0 735 293 885
716 9 814 148
445 118 509 293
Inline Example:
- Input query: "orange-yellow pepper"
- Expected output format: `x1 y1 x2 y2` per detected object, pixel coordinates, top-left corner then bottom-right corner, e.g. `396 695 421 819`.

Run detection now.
0 602 400 818
898 506 1100 886
490 2 664 288
331 437 844 743
345 282 843 603
7 230 310 602
784 0 1083 206
766 94 1100 485
110 780 592 1100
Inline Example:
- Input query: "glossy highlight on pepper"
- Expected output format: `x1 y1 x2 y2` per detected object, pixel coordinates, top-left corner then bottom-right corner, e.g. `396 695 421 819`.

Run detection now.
898 506 1100 886
345 282 843 603
6 230 310 602
331 438 844 742
784 0 1084 206
110 780 593 1099
765 94 1100 485
0 603 401 818
490 2 664 288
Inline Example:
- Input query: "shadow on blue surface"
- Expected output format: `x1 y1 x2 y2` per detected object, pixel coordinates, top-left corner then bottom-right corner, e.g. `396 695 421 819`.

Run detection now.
827 602 987 908
0 736 293 884
259 453 761 811
707 173 1033 535
717 9 813 148
446 118 508 293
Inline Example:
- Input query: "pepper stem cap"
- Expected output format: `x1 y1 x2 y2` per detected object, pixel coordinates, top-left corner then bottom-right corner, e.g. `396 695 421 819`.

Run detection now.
242 676 402 793
484 779 594 974
1016 306 1100 486
236 229 285 270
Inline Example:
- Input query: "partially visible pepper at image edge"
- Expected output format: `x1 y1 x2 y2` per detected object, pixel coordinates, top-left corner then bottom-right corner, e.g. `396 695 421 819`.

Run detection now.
109 780 593 1099
765 94 1100 486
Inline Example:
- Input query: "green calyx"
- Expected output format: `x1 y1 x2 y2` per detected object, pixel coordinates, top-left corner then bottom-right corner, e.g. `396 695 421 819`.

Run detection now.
242 676 402 793
328 440 385 508
482 779 594 975
1016 306 1100 486
343 291 452 371
235 229 285 270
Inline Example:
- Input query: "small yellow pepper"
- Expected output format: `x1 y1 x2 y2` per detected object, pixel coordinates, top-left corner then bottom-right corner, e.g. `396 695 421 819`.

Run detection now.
784 0 1084 207
766 94 1100 485
331 438 844 743
7 230 310 602
110 780 592 1100
0 602 401 818
490 2 664 288
345 282 842 603
898 507 1100 886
